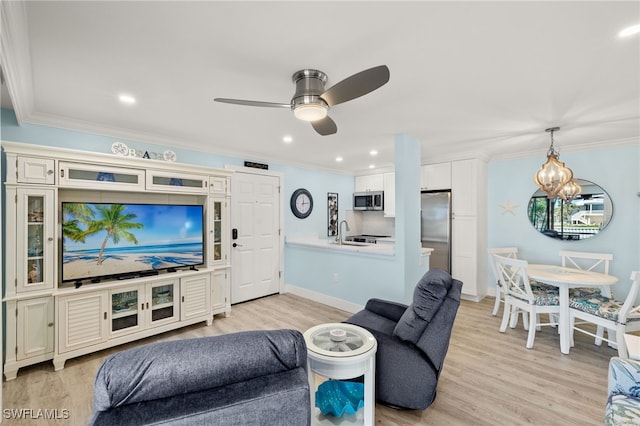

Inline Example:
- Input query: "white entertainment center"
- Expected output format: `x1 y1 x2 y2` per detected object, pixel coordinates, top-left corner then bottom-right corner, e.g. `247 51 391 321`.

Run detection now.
2 141 233 380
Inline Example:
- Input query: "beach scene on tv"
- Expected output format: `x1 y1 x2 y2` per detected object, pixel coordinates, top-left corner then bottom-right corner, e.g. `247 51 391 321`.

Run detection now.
62 203 204 282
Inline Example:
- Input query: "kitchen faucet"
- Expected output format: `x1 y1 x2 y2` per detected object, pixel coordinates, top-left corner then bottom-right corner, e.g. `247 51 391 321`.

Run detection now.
337 220 350 245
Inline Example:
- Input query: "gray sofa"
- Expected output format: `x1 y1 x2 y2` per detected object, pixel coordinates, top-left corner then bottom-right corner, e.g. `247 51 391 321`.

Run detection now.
89 329 310 426
345 269 462 410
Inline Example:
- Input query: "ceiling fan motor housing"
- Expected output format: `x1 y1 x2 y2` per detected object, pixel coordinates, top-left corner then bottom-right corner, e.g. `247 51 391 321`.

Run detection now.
291 69 329 110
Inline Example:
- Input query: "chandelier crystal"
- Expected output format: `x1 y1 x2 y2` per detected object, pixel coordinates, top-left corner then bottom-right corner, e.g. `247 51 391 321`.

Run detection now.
534 127 574 199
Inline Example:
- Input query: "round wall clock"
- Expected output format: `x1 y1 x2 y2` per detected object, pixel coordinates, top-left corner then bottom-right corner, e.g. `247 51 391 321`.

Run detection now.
290 188 313 219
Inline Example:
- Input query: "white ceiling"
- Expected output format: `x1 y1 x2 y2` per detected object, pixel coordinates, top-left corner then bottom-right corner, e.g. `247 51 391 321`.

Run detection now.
2 1 639 174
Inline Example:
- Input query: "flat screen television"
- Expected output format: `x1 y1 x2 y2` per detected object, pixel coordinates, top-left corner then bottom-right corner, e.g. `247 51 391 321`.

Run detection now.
61 202 204 283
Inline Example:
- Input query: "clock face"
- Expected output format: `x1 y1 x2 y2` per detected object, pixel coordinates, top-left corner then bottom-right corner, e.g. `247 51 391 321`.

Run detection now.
291 189 313 219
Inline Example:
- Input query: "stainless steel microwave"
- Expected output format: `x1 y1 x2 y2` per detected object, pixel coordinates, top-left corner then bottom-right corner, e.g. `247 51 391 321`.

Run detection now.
353 191 384 211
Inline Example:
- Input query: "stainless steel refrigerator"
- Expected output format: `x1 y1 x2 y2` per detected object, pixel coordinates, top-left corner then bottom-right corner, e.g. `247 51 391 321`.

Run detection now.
421 190 452 272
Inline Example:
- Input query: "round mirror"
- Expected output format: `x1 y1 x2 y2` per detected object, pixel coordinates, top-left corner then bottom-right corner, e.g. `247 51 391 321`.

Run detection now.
527 179 613 240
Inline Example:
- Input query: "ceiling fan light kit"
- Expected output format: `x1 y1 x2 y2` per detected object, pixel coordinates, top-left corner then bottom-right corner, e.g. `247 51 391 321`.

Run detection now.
214 65 390 136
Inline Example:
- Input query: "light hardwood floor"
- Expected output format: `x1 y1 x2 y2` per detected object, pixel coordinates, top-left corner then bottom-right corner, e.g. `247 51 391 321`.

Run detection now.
2 293 614 425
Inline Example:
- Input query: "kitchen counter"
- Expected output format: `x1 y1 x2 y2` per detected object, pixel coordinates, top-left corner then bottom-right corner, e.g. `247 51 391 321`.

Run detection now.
286 235 394 256
286 235 434 259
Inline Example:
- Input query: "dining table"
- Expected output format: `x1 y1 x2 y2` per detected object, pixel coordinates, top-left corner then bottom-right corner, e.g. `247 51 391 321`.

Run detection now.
527 264 619 354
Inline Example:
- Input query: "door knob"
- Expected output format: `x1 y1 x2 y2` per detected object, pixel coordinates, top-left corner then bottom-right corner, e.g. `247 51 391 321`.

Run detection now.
233 243 243 248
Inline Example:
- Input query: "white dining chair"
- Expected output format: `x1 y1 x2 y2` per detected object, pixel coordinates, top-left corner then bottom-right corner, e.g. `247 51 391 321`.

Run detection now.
495 255 560 349
569 271 640 358
560 250 613 297
560 250 613 344
488 247 519 316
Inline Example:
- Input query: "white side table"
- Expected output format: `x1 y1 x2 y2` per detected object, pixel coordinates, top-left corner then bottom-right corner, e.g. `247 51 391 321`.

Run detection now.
303 323 377 426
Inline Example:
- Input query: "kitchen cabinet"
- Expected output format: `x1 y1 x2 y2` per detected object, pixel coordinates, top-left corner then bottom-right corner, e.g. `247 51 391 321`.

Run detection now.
383 172 395 217
451 159 478 217
355 174 384 192
421 162 451 191
450 158 487 301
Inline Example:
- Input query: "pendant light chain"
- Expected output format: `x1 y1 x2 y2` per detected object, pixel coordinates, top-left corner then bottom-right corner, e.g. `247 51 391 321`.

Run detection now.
546 127 560 157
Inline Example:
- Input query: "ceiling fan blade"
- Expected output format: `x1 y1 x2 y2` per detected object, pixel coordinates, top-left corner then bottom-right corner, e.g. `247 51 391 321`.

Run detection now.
320 65 390 107
311 116 337 136
214 98 291 108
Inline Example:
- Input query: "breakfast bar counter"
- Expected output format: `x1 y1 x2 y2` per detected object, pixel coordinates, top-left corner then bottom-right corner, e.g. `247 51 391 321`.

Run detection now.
286 235 433 259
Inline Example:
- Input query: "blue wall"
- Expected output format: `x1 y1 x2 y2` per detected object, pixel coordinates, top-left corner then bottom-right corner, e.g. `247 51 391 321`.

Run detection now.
0 108 358 294
488 143 640 298
3 108 638 303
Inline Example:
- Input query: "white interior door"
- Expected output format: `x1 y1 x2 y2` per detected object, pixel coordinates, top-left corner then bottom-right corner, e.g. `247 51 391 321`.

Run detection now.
231 171 281 303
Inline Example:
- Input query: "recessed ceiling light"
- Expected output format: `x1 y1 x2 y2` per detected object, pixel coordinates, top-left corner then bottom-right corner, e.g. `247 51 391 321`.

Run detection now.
118 94 136 105
336 156 343 162
619 24 640 38
369 164 375 169
369 150 378 156
283 135 293 143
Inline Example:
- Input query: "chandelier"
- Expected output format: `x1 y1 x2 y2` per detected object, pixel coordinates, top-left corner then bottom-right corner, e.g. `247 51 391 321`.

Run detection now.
533 127 577 199
557 178 582 201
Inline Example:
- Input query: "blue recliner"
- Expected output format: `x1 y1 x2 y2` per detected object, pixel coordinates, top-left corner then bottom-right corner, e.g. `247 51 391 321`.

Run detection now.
345 269 462 410
90 329 310 425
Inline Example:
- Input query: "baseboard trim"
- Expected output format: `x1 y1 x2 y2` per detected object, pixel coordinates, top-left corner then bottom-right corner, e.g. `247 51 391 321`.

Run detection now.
284 284 363 314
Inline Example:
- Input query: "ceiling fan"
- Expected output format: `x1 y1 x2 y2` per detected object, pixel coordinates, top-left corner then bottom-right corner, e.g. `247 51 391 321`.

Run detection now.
214 65 390 136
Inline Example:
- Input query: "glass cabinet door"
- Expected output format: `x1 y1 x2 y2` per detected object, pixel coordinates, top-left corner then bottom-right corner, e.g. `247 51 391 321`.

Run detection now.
110 288 141 334
212 200 222 262
27 196 45 284
17 189 55 292
150 281 178 326
59 161 145 190
146 171 208 193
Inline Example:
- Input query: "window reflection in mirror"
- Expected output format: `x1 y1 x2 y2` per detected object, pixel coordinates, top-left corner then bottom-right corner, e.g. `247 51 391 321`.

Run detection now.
527 179 613 240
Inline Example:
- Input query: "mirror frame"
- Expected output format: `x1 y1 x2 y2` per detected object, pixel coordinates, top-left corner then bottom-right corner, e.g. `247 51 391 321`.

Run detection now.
527 178 613 240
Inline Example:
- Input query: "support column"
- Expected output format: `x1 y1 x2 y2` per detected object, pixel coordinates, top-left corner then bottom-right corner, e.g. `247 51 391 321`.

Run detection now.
393 134 425 303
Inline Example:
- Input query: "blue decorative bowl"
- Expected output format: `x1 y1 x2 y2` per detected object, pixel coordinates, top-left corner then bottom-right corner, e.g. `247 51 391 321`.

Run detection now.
97 172 115 182
315 380 364 417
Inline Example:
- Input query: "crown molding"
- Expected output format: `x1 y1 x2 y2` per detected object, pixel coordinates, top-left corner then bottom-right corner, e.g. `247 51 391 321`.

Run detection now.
489 136 639 162
22 111 357 177
0 1 33 124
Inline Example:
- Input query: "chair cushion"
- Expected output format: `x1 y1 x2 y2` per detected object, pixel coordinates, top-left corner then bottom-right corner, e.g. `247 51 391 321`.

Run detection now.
530 280 559 293
569 287 602 298
393 269 452 344
512 287 560 306
569 295 637 322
